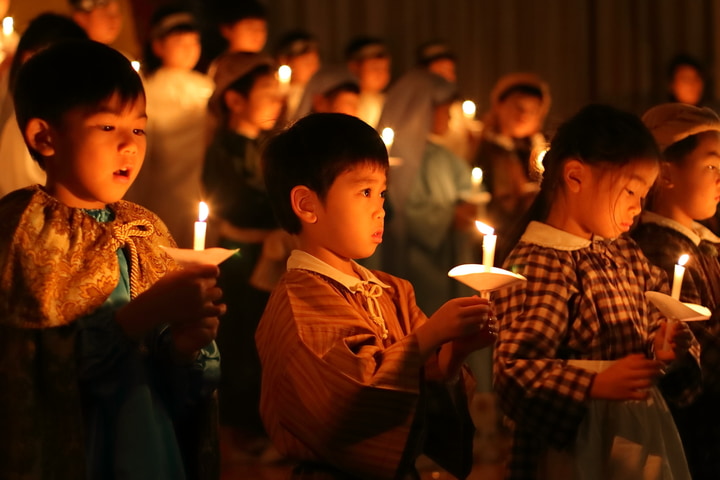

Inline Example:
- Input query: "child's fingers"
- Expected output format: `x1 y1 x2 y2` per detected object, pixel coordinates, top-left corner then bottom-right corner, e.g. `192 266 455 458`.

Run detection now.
183 263 221 279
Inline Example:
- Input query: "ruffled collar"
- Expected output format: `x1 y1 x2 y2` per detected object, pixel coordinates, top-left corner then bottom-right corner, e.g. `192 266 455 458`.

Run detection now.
520 221 611 251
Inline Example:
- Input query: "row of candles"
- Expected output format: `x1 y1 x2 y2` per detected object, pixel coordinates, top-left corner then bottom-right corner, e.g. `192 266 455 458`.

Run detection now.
192 199 688 306
192 199 498 270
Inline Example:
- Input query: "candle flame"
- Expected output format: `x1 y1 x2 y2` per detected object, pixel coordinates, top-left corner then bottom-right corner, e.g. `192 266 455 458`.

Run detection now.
678 254 689 266
198 201 209 222
381 127 394 146
278 65 292 84
2 17 13 36
471 167 483 184
462 100 476 118
131 61 141 72
475 220 494 236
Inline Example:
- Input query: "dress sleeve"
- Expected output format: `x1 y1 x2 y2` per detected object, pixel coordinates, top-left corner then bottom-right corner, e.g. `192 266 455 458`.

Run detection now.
494 245 595 448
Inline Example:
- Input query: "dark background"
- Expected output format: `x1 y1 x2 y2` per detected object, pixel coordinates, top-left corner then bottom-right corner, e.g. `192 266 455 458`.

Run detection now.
10 0 720 133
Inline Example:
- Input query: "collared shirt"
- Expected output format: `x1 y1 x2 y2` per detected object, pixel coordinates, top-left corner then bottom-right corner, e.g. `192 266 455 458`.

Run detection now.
256 250 473 479
495 221 701 480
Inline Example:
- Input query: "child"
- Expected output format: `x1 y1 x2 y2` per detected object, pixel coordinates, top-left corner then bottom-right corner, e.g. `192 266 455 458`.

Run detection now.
273 30 321 124
378 68 475 315
493 104 700 480
293 65 360 118
344 36 391 128
473 73 550 256
69 0 123 46
0 40 224 479
257 112 496 479
206 0 267 78
633 103 720 479
201 51 283 461
127 5 214 249
0 12 88 198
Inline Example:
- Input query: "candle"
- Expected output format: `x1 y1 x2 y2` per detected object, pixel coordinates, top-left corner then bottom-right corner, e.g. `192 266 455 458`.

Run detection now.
471 167 483 193
381 127 394 151
278 64 292 93
671 254 689 300
194 201 209 251
462 100 476 119
475 220 496 269
2 17 13 37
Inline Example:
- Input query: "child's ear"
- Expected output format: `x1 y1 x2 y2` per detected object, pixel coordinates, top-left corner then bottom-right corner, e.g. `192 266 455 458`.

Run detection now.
223 89 246 114
24 118 55 157
658 161 675 189
563 158 586 194
290 185 319 224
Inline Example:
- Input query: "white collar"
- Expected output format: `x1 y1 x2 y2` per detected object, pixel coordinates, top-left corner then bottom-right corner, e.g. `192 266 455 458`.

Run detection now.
287 250 390 293
639 211 720 246
521 221 600 251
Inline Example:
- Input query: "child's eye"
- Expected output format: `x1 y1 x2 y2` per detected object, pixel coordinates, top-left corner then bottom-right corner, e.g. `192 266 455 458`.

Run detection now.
100 125 114 131
626 189 635 196
380 190 387 199
362 189 371 197
133 128 146 136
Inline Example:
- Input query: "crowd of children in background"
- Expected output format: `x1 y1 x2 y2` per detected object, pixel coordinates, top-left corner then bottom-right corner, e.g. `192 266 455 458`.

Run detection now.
2 1 720 479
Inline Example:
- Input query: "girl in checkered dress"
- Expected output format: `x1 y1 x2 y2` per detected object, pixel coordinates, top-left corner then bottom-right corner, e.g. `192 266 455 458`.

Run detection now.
493 104 700 480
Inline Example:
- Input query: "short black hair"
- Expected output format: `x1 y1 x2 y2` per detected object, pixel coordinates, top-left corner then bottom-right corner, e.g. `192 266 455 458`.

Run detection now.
667 53 705 80
143 5 200 74
497 83 544 103
215 0 267 26
14 40 144 163
8 13 88 94
263 113 388 234
344 36 389 62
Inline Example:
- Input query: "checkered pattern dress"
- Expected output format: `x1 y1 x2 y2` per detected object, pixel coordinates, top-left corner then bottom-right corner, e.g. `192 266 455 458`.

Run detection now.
633 216 720 479
494 221 701 480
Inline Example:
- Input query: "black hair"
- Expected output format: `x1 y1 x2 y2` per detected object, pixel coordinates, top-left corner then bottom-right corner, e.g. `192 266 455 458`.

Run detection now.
263 113 389 234
667 53 705 81
323 81 360 102
8 13 88 94
497 83 544 103
274 30 318 60
416 40 456 67
142 5 200 75
500 104 660 262
344 36 389 62
225 63 274 98
214 0 266 26
14 40 144 164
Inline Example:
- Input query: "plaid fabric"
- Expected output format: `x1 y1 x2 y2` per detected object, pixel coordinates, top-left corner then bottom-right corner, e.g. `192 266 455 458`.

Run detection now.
256 260 473 480
494 222 701 480
634 220 720 478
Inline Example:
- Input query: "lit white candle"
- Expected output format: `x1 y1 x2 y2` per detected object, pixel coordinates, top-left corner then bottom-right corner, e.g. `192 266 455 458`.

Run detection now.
475 220 496 269
2 17 13 37
471 167 483 193
381 127 394 151
278 64 292 93
462 100 476 119
194 201 209 251
671 254 689 300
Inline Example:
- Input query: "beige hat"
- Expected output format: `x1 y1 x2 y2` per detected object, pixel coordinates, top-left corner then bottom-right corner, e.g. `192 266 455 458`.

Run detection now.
209 51 275 118
642 103 720 152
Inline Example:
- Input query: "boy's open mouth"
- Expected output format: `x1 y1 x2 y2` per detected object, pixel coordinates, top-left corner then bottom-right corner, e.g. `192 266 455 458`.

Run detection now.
114 167 130 177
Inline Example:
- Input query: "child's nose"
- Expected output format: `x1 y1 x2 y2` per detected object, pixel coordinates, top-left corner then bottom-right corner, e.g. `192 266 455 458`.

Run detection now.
119 132 140 154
